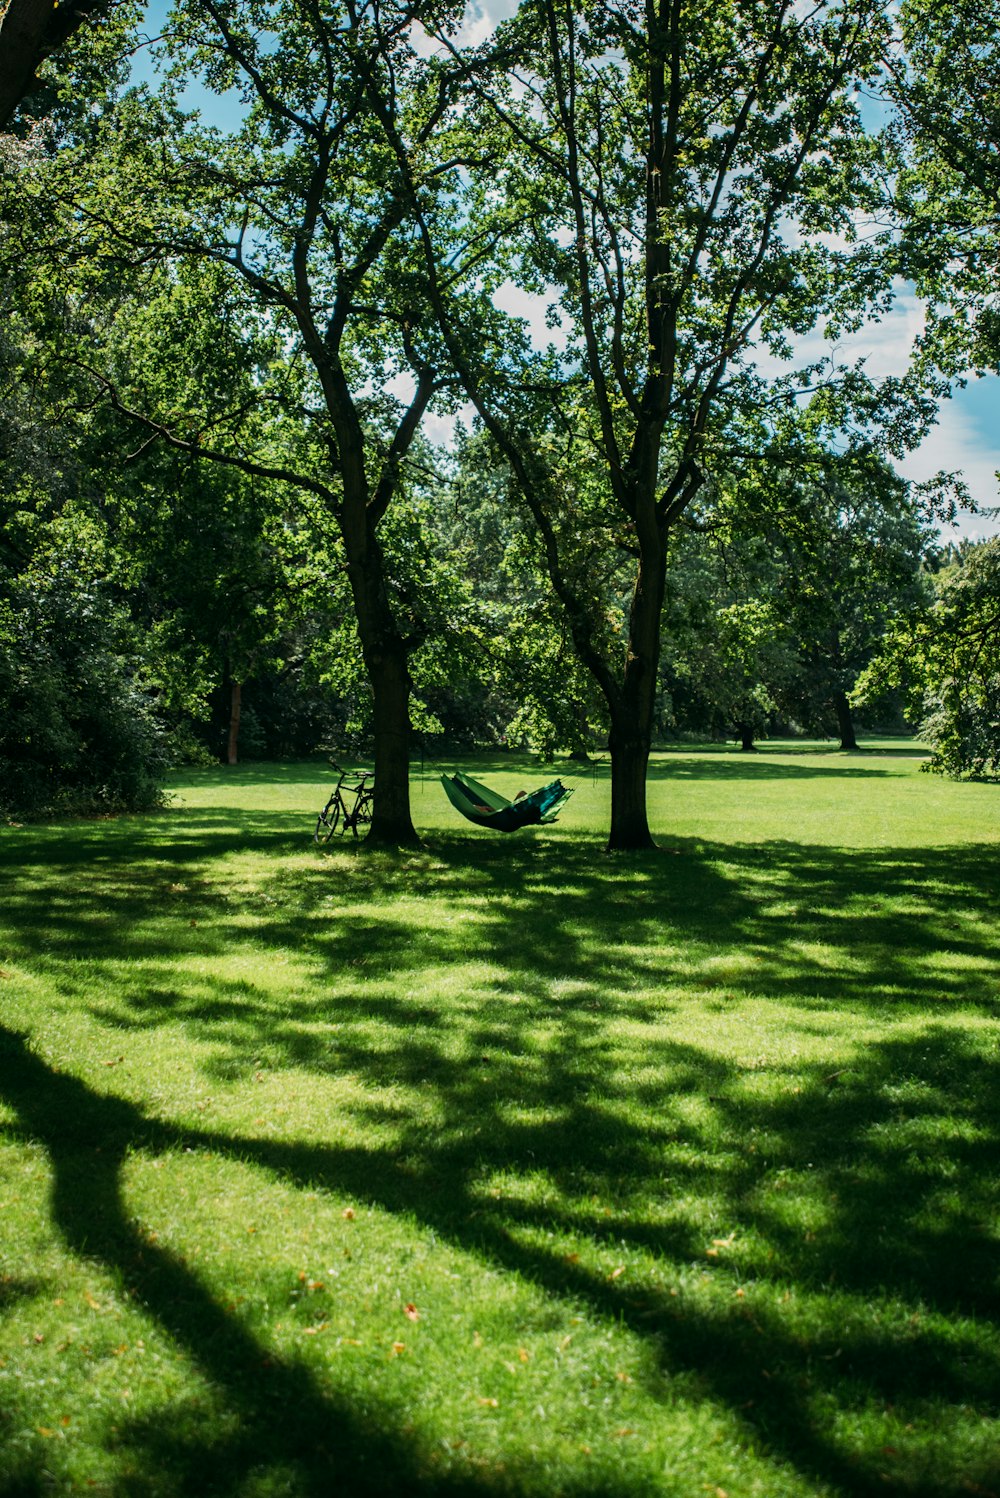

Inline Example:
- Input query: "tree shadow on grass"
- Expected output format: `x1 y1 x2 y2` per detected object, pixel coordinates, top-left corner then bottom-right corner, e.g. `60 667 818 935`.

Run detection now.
3 815 997 1015
0 1030 566 1498
645 757 911 781
2 805 999 1494
1 1009 998 1497
0 1277 44 1314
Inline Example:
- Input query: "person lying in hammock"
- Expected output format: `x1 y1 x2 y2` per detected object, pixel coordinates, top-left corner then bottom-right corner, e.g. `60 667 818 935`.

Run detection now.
441 771 573 832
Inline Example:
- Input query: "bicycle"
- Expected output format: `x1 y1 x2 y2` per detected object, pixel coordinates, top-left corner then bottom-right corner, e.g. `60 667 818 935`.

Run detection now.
314 761 375 841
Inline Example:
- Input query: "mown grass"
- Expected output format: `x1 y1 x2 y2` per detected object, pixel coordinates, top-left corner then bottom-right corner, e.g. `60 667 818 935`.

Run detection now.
0 741 997 1497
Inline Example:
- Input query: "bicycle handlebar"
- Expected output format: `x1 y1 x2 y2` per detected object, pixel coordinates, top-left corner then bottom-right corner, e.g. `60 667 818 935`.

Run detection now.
328 758 373 786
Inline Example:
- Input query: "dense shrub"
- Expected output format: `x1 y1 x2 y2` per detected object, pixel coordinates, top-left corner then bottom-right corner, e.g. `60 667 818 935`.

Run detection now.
855 539 1000 780
920 677 1000 780
0 567 168 819
919 543 1000 779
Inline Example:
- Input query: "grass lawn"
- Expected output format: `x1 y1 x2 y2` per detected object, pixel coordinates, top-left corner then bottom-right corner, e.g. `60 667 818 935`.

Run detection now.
0 740 998 1497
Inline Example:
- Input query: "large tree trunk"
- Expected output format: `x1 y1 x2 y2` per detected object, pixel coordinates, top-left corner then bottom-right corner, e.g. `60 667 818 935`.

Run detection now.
343 513 418 847
833 689 859 751
605 536 665 852
367 649 417 846
607 718 654 850
737 722 756 752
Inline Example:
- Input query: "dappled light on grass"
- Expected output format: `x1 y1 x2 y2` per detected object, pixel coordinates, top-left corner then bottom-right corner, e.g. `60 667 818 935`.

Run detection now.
0 747 998 1495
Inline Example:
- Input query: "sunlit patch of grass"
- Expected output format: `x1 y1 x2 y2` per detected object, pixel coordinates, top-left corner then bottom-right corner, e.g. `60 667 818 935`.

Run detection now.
0 742 998 1495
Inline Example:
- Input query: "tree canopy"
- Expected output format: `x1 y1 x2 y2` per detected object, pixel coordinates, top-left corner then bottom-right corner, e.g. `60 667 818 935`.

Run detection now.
402 0 925 846
1 0 995 835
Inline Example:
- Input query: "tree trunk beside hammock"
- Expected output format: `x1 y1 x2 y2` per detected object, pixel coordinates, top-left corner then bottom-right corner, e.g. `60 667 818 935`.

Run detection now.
65 6 470 854
398 9 694 855
340 472 420 848
366 652 416 845
603 531 670 851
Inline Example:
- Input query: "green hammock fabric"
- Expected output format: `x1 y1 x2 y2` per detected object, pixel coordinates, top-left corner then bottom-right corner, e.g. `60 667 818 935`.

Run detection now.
441 770 574 832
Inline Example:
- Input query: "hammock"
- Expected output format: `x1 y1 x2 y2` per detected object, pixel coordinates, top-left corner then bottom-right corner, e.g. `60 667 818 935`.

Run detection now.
440 770 574 832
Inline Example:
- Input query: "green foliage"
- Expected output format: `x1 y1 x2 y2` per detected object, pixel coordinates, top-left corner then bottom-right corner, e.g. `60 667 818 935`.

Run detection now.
920 683 1000 781
660 521 799 744
891 0 1000 380
857 538 1000 778
658 452 930 747
498 596 608 757
0 229 354 771
0 282 169 818
763 459 931 739
0 0 142 137
0 557 167 819
423 432 611 755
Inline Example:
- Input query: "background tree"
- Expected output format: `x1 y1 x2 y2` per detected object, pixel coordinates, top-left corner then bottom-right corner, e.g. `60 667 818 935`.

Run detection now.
658 520 799 750
9 0 481 843
654 449 931 750
431 427 611 757
750 456 930 749
110 443 304 766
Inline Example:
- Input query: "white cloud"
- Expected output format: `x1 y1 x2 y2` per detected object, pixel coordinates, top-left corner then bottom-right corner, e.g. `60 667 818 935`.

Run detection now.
467 0 519 35
900 399 1000 538
760 286 1000 536
491 283 571 350
823 291 926 380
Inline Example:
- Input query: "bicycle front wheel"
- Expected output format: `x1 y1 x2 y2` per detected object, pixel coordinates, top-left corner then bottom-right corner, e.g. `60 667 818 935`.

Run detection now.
314 798 342 842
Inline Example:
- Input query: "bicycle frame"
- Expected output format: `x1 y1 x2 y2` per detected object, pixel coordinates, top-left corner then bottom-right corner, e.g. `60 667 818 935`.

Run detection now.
314 763 374 842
